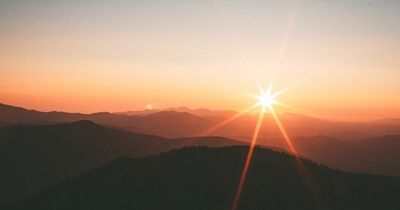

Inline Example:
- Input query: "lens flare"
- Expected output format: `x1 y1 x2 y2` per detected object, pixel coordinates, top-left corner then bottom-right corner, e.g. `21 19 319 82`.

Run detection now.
257 93 276 108
197 103 259 136
231 104 266 210
231 82 322 210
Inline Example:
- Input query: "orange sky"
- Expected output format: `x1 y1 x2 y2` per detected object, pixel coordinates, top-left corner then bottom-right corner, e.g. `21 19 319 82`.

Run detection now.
1 0 400 119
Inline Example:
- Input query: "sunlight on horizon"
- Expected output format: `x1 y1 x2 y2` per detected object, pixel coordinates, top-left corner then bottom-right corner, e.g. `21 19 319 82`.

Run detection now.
0 1 400 209
232 83 322 210
1 0 400 117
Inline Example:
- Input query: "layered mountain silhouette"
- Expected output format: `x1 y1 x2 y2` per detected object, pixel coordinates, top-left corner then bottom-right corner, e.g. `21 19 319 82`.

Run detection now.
1 103 400 209
0 121 244 203
118 106 236 117
3 103 400 140
5 147 400 210
278 135 400 176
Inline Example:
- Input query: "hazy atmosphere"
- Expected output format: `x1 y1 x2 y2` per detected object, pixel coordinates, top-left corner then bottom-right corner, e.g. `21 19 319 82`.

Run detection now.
1 0 400 118
1 1 400 209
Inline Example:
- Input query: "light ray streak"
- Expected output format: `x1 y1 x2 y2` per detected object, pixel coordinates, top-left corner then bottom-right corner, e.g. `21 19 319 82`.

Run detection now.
198 104 259 136
231 105 267 210
231 100 324 210
270 0 301 82
256 82 265 95
273 102 330 120
269 106 325 209
269 107 298 155
271 77 306 98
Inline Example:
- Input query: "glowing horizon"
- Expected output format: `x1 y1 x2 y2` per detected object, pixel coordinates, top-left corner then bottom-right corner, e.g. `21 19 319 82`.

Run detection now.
1 0 400 120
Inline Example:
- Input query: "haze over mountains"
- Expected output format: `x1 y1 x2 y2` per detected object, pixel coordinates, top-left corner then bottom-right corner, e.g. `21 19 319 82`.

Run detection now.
117 106 236 117
2 0 399 208
2 103 400 175
2 103 400 141
1 102 400 207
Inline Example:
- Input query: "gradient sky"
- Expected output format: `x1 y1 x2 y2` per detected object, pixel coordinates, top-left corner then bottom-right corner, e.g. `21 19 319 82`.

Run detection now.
1 0 400 116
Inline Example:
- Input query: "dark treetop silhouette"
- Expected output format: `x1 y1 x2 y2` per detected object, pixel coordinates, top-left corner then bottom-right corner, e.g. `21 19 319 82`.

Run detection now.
5 147 400 210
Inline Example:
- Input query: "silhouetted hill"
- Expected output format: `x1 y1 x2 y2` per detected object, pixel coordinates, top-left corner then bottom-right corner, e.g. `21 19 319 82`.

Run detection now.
290 135 400 176
0 121 244 203
7 147 400 210
258 135 400 176
131 111 210 137
259 135 400 176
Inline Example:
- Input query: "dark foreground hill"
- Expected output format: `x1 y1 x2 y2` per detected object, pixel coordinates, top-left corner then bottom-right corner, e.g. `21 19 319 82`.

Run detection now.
6 147 400 210
0 121 244 203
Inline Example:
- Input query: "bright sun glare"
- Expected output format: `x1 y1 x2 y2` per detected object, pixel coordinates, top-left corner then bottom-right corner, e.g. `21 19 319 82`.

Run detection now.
232 83 299 210
257 93 276 107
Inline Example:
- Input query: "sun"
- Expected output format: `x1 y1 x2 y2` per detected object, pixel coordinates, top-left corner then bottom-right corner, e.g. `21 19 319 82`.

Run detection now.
232 82 301 210
257 93 276 107
250 82 281 109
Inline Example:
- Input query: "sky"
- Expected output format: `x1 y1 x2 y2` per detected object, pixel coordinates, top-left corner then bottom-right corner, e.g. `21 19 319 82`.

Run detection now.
1 0 400 118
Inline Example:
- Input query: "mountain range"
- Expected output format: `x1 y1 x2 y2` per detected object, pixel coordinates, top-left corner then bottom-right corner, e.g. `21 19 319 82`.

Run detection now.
1 120 400 204
117 106 237 117
1 103 400 205
2 103 400 141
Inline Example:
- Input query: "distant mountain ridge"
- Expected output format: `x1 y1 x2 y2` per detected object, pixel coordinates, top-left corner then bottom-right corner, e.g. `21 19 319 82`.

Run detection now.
0 103 211 138
117 106 236 117
2 103 400 174
289 135 400 176
3 103 400 141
